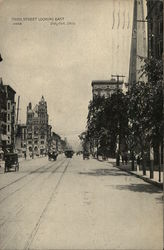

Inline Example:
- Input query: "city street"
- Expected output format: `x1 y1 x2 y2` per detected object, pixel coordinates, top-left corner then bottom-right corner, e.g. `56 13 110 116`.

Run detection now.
0 154 163 250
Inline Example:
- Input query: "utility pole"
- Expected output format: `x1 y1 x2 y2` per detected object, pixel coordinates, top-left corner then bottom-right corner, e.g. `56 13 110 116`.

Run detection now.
14 96 20 151
111 74 125 90
16 96 20 126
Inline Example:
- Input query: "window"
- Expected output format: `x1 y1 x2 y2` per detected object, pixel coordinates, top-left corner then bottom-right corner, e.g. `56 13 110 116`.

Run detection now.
7 125 10 132
157 41 163 57
159 21 163 35
41 141 44 144
12 104 15 113
28 141 32 144
41 135 44 139
7 102 10 110
159 3 163 12
8 114 10 121
28 126 32 131
27 134 32 139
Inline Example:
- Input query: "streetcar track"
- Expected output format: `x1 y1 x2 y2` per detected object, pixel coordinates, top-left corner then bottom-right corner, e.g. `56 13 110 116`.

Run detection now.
15 158 67 217
0 158 68 236
0 159 55 191
0 158 65 204
24 159 70 250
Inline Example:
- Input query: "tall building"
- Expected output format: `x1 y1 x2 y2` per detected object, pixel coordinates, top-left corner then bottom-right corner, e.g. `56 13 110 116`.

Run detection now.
91 79 123 99
0 78 7 150
128 0 147 88
26 96 50 156
147 0 163 59
4 84 16 151
0 79 16 152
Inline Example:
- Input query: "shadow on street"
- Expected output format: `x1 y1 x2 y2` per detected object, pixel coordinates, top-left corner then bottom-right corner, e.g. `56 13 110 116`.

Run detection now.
114 183 162 194
79 168 129 177
155 195 164 204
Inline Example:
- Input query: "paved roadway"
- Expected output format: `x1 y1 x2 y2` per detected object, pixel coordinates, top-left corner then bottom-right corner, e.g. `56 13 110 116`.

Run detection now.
0 155 163 250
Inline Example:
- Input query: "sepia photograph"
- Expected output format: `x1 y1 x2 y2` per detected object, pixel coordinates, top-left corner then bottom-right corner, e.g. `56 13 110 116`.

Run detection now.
0 0 163 249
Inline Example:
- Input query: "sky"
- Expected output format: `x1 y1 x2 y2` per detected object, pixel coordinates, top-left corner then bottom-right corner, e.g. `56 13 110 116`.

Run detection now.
0 0 134 149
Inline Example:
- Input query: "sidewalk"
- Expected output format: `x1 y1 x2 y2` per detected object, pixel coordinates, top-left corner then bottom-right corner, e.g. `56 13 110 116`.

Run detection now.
96 156 163 189
114 162 163 190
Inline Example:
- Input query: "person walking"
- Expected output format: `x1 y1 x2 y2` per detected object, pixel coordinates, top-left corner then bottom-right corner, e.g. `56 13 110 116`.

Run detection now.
124 153 128 165
136 155 140 172
24 151 26 160
121 154 125 165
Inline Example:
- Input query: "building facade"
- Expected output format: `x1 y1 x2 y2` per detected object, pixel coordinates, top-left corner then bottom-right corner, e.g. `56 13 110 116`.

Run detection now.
147 0 163 59
0 78 16 152
26 96 50 156
0 78 7 150
4 85 16 151
91 79 123 99
49 132 62 152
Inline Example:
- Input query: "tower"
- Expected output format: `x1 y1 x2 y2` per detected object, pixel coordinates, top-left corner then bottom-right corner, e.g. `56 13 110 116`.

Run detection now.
38 96 49 155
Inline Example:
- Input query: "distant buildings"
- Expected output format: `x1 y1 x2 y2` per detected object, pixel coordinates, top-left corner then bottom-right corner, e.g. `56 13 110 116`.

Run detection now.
50 132 62 152
91 79 123 99
14 96 65 157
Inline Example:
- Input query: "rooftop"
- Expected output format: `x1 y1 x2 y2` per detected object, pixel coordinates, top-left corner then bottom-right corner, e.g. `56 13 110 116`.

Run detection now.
91 79 123 87
4 84 16 94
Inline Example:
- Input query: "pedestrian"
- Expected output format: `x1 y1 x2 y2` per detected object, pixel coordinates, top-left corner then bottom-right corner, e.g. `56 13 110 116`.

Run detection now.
121 154 125 165
24 151 26 160
136 155 140 172
0 147 4 168
124 154 128 165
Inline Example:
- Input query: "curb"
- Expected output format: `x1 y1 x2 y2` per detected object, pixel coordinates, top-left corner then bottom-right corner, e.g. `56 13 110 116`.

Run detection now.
116 165 163 190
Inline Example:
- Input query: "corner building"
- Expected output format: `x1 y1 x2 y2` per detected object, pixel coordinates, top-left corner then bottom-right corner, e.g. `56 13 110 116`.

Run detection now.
26 96 50 156
91 79 123 99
